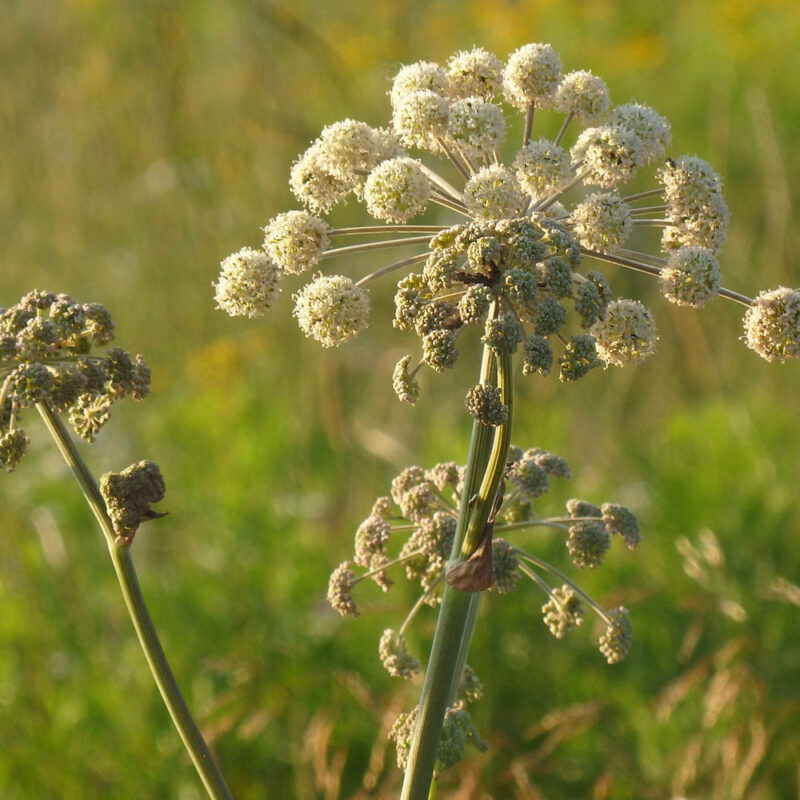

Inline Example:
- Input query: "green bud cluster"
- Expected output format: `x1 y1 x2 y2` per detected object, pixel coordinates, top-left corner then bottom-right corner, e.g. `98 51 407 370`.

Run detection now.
0 291 150 471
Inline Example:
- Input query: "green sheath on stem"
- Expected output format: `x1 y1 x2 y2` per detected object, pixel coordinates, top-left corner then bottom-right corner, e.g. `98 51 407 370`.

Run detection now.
36 403 234 800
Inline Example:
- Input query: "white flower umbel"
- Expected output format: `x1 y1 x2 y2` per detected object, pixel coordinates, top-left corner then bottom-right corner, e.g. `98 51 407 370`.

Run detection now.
365 158 432 223
513 138 573 200
570 191 632 253
743 286 800 362
447 97 506 160
591 298 658 366
392 89 450 151
607 102 671 164
660 246 721 307
209 39 800 800
464 165 527 220
503 42 562 111
571 125 643 187
263 211 330 274
391 61 450 108
555 70 610 121
447 48 504 100
213 248 281 318
293 274 370 347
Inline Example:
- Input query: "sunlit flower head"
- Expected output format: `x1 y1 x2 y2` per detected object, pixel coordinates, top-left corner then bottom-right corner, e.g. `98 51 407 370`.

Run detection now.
447 48 504 99
503 43 562 110
743 286 800 362
292 274 370 347
591 298 658 366
214 248 281 318
555 70 610 120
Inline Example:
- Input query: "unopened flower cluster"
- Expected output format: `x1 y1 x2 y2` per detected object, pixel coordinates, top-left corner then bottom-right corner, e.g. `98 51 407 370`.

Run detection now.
327 445 638 668
327 445 638 769
100 460 166 542
0 291 150 472
216 42 800 385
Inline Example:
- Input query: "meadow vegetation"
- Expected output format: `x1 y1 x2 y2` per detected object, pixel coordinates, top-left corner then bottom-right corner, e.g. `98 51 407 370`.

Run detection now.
2 1 799 797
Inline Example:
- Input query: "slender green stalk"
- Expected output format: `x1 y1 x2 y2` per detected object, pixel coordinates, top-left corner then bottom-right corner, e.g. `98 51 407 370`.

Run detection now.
401 305 514 800
36 403 234 800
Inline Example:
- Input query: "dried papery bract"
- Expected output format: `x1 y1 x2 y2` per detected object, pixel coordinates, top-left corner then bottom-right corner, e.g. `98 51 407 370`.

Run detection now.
213 37 799 799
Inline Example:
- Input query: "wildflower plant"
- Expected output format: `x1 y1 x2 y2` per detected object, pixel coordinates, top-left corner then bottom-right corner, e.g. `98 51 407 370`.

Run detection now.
5 39 798 800
0 293 234 799
215 41 800 799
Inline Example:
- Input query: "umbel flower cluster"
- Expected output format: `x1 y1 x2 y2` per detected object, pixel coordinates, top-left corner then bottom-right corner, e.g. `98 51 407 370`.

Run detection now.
0 291 150 472
328 446 637 665
215 43 800 394
327 446 636 769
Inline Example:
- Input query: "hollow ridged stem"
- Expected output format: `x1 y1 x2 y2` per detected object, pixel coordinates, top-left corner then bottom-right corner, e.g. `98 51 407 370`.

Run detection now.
36 403 234 800
401 304 513 800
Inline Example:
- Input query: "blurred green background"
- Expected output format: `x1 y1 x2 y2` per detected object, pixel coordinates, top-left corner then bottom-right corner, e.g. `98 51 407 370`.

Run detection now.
2 0 800 797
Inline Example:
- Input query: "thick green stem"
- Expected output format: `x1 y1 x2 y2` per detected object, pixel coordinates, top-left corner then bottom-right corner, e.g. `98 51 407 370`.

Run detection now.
36 403 234 800
400 305 514 800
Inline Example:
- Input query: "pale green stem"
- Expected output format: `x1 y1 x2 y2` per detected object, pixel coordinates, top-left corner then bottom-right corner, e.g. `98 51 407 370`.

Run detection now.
322 235 433 259
514 547 610 623
522 104 535 147
355 548 426 584
494 519 570 534
629 204 669 215
417 164 466 204
401 303 513 800
329 225 447 236
580 247 754 307
398 574 445 638
434 136 471 180
530 168 588 213
553 112 574 147
623 187 664 203
355 252 430 287
35 403 234 800
632 218 668 226
429 194 470 217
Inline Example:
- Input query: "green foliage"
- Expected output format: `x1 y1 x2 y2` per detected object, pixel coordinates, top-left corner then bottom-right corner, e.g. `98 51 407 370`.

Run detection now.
2 0 800 797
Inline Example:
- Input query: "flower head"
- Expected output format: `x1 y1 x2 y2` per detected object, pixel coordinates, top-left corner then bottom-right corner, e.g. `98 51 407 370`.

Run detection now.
263 211 329 274
503 43 562 110
364 157 431 223
214 248 281 318
607 102 671 164
447 97 506 159
660 246 721 307
542 584 585 638
599 607 633 664
292 274 370 347
100 460 166 541
447 48 504 99
570 191 632 253
591 298 658 366
555 70 610 120
514 138 573 200
327 562 359 617
464 165 527 220
743 286 800 362
571 125 643 187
